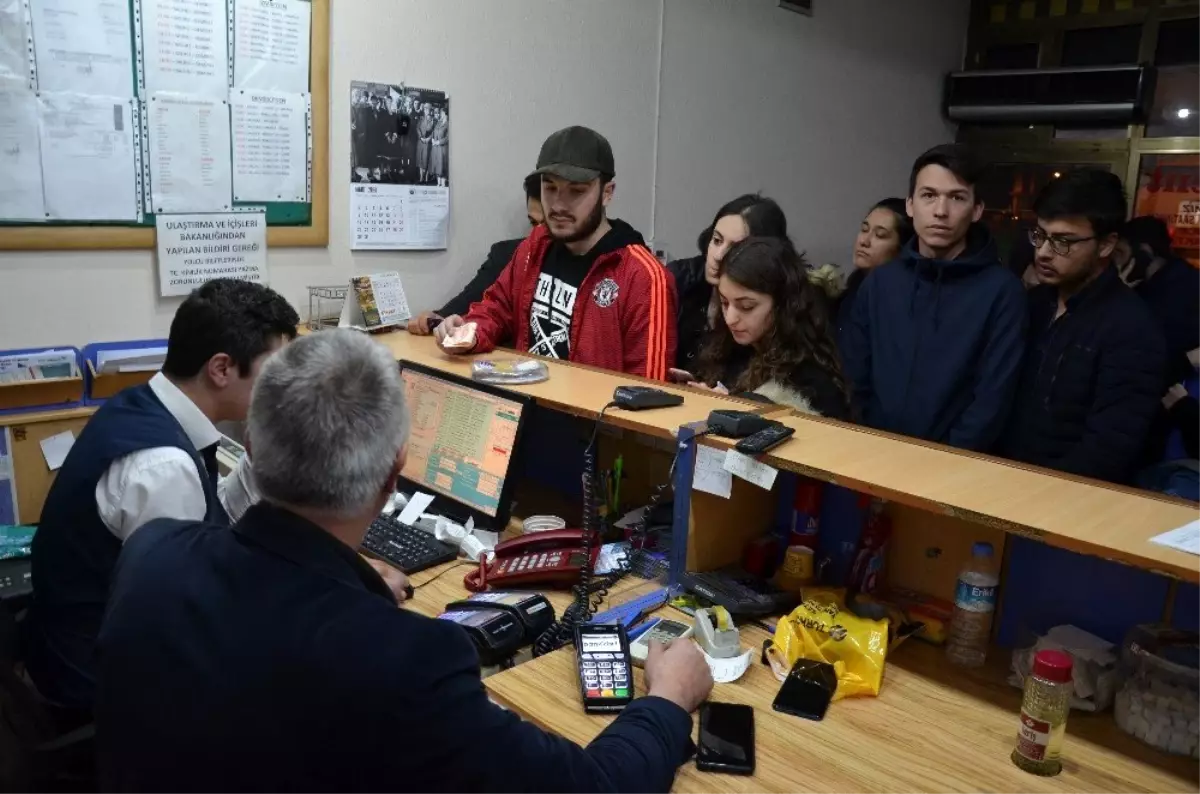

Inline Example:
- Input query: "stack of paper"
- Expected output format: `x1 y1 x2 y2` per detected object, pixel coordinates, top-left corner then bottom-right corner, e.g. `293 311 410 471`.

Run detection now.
0 350 79 383
96 347 168 374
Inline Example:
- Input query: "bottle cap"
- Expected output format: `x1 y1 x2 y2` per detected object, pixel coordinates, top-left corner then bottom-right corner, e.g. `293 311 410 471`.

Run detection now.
1032 649 1073 683
971 541 994 557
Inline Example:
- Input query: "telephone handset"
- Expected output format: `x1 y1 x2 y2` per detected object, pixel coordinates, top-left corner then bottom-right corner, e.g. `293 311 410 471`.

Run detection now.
463 529 599 592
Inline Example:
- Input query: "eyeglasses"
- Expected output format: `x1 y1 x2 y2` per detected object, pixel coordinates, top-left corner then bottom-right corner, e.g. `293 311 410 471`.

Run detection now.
1028 228 1097 256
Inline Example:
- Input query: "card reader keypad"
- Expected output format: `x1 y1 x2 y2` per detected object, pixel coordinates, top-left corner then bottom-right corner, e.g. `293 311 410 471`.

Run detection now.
580 652 630 699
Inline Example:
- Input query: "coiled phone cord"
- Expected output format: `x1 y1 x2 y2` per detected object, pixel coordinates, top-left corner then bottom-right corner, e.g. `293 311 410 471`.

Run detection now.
532 406 703 657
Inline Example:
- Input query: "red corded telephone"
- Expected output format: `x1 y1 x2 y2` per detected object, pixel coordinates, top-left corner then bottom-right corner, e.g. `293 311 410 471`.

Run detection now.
463 529 599 592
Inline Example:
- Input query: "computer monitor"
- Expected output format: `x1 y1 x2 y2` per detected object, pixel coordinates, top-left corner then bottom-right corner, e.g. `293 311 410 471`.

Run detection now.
397 360 532 530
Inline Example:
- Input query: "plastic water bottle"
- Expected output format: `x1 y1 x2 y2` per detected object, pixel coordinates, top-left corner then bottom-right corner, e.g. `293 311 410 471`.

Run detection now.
946 541 999 668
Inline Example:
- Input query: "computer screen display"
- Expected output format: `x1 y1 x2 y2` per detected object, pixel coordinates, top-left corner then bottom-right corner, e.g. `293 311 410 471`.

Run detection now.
400 366 525 518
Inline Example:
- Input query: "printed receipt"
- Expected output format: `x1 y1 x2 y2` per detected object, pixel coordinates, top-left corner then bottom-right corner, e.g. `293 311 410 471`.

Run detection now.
701 646 755 684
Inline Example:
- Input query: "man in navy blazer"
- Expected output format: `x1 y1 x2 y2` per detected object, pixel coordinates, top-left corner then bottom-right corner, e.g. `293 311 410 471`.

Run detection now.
95 330 712 792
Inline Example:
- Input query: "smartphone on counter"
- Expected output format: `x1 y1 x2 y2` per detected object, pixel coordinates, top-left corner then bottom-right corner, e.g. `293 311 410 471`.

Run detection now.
771 658 836 722
696 702 755 775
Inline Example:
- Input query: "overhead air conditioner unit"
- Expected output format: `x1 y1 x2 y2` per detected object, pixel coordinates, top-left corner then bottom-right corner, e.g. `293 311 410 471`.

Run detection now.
944 64 1155 124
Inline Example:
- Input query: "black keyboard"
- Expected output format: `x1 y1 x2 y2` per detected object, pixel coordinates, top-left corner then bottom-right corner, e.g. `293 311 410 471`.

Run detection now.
679 568 799 617
361 514 459 574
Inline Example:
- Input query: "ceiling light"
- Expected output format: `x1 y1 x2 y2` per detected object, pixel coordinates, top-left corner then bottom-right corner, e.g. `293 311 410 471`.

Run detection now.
1053 171 1062 178
1177 107 1192 120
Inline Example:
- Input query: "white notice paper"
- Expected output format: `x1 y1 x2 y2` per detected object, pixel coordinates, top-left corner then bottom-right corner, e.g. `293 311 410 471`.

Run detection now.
398 492 435 527
38 92 139 221
232 0 309 92
231 89 308 202
39 430 75 471
693 445 733 499
350 183 449 250
1149 520 1200 556
148 92 233 212
0 82 46 220
28 0 134 96
723 449 779 490
156 210 267 297
0 0 31 84
142 0 231 97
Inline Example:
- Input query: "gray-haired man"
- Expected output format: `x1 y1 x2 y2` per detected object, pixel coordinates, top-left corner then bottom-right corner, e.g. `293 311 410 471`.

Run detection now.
95 330 712 792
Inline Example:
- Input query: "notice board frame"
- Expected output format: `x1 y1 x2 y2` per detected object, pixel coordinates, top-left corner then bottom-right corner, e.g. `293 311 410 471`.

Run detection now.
0 0 329 251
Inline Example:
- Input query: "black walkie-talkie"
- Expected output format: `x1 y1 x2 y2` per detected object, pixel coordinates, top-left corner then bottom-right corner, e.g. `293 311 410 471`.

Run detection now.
612 386 684 411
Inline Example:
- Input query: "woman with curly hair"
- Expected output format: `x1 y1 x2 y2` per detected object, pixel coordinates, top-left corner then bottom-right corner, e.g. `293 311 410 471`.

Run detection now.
691 236 850 419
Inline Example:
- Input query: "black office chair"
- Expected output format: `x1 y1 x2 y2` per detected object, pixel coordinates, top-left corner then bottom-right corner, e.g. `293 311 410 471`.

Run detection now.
0 601 96 792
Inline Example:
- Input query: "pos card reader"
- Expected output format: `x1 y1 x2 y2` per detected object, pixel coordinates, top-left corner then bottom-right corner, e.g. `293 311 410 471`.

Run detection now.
444 592 555 645
437 608 525 666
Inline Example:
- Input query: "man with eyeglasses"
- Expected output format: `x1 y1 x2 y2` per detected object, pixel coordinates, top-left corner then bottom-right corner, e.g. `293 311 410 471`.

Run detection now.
999 168 1166 484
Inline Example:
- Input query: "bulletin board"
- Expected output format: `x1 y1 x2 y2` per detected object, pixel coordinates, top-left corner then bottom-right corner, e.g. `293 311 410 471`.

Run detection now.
0 0 329 251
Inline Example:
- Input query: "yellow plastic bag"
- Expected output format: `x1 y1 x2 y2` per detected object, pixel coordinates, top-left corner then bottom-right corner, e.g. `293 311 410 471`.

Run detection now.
768 588 889 700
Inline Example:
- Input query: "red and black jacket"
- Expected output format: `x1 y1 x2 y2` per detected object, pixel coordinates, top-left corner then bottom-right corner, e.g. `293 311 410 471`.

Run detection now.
464 222 676 381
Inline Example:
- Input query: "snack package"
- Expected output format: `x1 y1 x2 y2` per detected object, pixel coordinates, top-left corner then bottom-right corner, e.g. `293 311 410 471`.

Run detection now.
768 587 889 700
441 321 478 351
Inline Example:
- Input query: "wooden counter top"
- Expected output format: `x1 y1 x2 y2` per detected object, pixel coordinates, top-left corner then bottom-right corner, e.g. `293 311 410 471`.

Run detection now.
484 617 1199 793
361 330 776 439
702 414 1199 582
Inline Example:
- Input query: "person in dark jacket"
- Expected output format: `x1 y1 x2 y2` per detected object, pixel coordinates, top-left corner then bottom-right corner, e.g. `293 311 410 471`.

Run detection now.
1114 215 1200 387
840 144 1027 450
407 175 545 334
96 331 713 792
833 197 914 335
1171 346 1200 460
1000 169 1167 484
691 237 850 419
666 194 788 374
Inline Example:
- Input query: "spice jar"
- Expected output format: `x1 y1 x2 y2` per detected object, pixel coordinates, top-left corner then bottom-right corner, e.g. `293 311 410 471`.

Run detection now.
1012 649 1073 776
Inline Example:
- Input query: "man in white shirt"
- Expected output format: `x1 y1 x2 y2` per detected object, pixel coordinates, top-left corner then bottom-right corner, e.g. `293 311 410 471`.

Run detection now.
25 278 300 719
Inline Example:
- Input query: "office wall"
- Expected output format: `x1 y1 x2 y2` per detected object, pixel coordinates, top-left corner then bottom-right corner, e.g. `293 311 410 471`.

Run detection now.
0 0 966 349
653 0 967 266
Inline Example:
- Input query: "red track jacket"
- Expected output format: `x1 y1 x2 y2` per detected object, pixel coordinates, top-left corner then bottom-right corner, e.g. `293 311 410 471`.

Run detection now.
463 222 676 381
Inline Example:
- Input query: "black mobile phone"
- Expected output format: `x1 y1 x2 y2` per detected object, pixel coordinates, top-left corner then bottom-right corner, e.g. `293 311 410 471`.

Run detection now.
771 659 837 722
697 702 755 775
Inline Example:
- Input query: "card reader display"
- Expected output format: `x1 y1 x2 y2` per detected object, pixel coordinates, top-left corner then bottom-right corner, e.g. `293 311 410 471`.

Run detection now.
575 623 634 713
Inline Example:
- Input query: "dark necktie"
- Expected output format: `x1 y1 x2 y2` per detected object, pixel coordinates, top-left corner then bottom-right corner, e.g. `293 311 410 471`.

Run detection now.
200 443 220 492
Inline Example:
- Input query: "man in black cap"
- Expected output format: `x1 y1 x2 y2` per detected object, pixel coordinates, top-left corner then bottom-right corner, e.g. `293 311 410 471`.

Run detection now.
436 126 676 380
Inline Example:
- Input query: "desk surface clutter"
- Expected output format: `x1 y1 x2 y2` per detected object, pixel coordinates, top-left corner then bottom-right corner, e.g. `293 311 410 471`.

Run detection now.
483 613 1198 793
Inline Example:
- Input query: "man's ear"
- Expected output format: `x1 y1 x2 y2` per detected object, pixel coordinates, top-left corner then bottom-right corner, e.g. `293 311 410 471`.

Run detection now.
971 201 985 223
905 196 915 219
1098 232 1119 259
205 353 236 388
602 180 615 207
383 444 407 494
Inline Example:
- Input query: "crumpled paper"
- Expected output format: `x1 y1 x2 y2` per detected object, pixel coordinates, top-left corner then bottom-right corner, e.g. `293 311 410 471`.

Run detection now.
1009 624 1119 711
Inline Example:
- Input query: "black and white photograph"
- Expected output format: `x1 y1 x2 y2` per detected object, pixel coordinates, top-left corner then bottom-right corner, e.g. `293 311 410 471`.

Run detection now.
350 81 449 187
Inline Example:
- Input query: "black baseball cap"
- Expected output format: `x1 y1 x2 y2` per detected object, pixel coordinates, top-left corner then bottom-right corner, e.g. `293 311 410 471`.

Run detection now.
528 126 614 184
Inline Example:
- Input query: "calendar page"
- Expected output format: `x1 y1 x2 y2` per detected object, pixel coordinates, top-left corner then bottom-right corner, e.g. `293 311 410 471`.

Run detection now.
350 183 448 250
